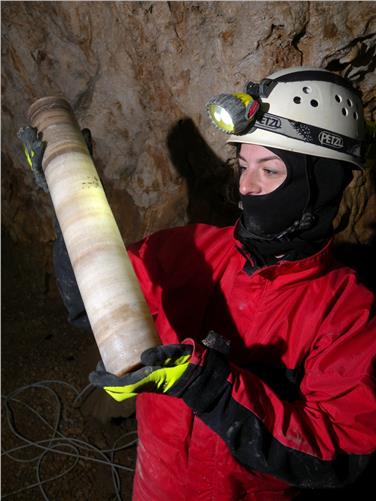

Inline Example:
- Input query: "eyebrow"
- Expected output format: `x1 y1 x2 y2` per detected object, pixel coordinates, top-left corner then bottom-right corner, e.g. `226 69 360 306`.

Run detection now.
238 155 282 163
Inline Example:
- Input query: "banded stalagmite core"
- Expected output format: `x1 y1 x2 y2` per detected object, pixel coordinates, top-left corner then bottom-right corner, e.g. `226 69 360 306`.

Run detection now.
28 96 160 376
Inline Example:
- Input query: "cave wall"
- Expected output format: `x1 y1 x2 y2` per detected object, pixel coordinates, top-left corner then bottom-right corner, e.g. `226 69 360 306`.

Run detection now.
2 1 375 253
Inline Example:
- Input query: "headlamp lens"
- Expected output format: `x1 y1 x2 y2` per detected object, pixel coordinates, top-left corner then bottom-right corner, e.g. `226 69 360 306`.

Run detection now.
209 104 235 132
206 93 260 135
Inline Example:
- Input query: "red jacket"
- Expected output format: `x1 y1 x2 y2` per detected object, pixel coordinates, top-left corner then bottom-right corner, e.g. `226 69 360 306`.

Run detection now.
128 223 376 501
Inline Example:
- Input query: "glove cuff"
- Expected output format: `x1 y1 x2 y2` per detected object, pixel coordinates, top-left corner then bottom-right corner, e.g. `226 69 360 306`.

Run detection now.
167 338 230 414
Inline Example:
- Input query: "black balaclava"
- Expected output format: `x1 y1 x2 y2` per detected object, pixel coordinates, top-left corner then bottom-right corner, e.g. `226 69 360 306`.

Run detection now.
235 146 353 267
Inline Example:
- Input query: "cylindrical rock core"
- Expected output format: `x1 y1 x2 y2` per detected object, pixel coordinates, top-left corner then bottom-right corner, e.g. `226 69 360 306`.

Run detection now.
28 96 160 376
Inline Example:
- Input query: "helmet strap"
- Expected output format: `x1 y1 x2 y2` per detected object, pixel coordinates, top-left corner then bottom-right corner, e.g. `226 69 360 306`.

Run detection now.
245 111 363 164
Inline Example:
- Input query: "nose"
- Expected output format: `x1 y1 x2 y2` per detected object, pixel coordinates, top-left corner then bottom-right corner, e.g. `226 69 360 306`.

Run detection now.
239 169 262 196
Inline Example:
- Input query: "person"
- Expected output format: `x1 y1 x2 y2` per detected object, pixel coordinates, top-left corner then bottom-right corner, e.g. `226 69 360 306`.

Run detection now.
20 67 376 500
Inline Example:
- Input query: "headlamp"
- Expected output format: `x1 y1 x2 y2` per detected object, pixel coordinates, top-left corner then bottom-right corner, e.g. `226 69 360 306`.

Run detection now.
206 92 260 135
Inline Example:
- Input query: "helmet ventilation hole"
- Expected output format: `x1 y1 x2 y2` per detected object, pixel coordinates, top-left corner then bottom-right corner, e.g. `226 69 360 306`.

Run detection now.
302 86 311 94
335 94 342 103
310 99 319 107
353 111 359 120
293 96 301 104
347 98 353 107
342 108 348 116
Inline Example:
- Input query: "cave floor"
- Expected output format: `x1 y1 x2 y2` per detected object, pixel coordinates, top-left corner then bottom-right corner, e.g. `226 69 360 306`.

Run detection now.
2 233 136 501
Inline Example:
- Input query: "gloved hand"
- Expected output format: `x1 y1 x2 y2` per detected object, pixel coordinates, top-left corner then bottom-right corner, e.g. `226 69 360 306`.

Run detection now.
89 331 232 413
17 126 48 192
17 126 93 193
89 343 193 402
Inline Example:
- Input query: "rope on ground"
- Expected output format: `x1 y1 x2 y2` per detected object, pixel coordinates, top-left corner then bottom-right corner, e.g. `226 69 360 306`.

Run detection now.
1 380 138 501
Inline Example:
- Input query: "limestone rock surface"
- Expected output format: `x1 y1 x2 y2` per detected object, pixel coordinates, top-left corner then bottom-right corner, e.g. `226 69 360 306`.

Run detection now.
2 1 375 249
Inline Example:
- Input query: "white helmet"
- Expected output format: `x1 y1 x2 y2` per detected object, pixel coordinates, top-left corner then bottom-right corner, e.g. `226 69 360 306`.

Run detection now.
227 67 365 167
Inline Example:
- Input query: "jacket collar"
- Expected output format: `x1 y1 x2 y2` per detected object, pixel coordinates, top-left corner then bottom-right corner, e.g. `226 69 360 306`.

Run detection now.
236 237 335 282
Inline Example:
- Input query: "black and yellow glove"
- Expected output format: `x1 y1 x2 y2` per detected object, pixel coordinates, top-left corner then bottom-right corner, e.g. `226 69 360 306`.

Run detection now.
17 126 48 192
89 332 232 414
89 343 193 402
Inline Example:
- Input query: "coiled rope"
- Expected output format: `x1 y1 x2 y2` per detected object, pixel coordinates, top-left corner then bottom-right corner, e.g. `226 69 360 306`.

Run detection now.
1 380 137 500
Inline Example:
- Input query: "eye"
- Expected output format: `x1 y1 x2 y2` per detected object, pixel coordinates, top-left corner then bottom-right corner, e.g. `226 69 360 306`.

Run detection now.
263 168 279 175
239 164 247 173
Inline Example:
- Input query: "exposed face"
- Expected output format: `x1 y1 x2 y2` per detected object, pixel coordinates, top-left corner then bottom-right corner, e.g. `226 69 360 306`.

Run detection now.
238 144 288 196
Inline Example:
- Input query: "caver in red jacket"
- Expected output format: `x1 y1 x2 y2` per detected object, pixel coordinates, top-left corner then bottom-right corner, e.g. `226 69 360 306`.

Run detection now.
127 223 376 501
